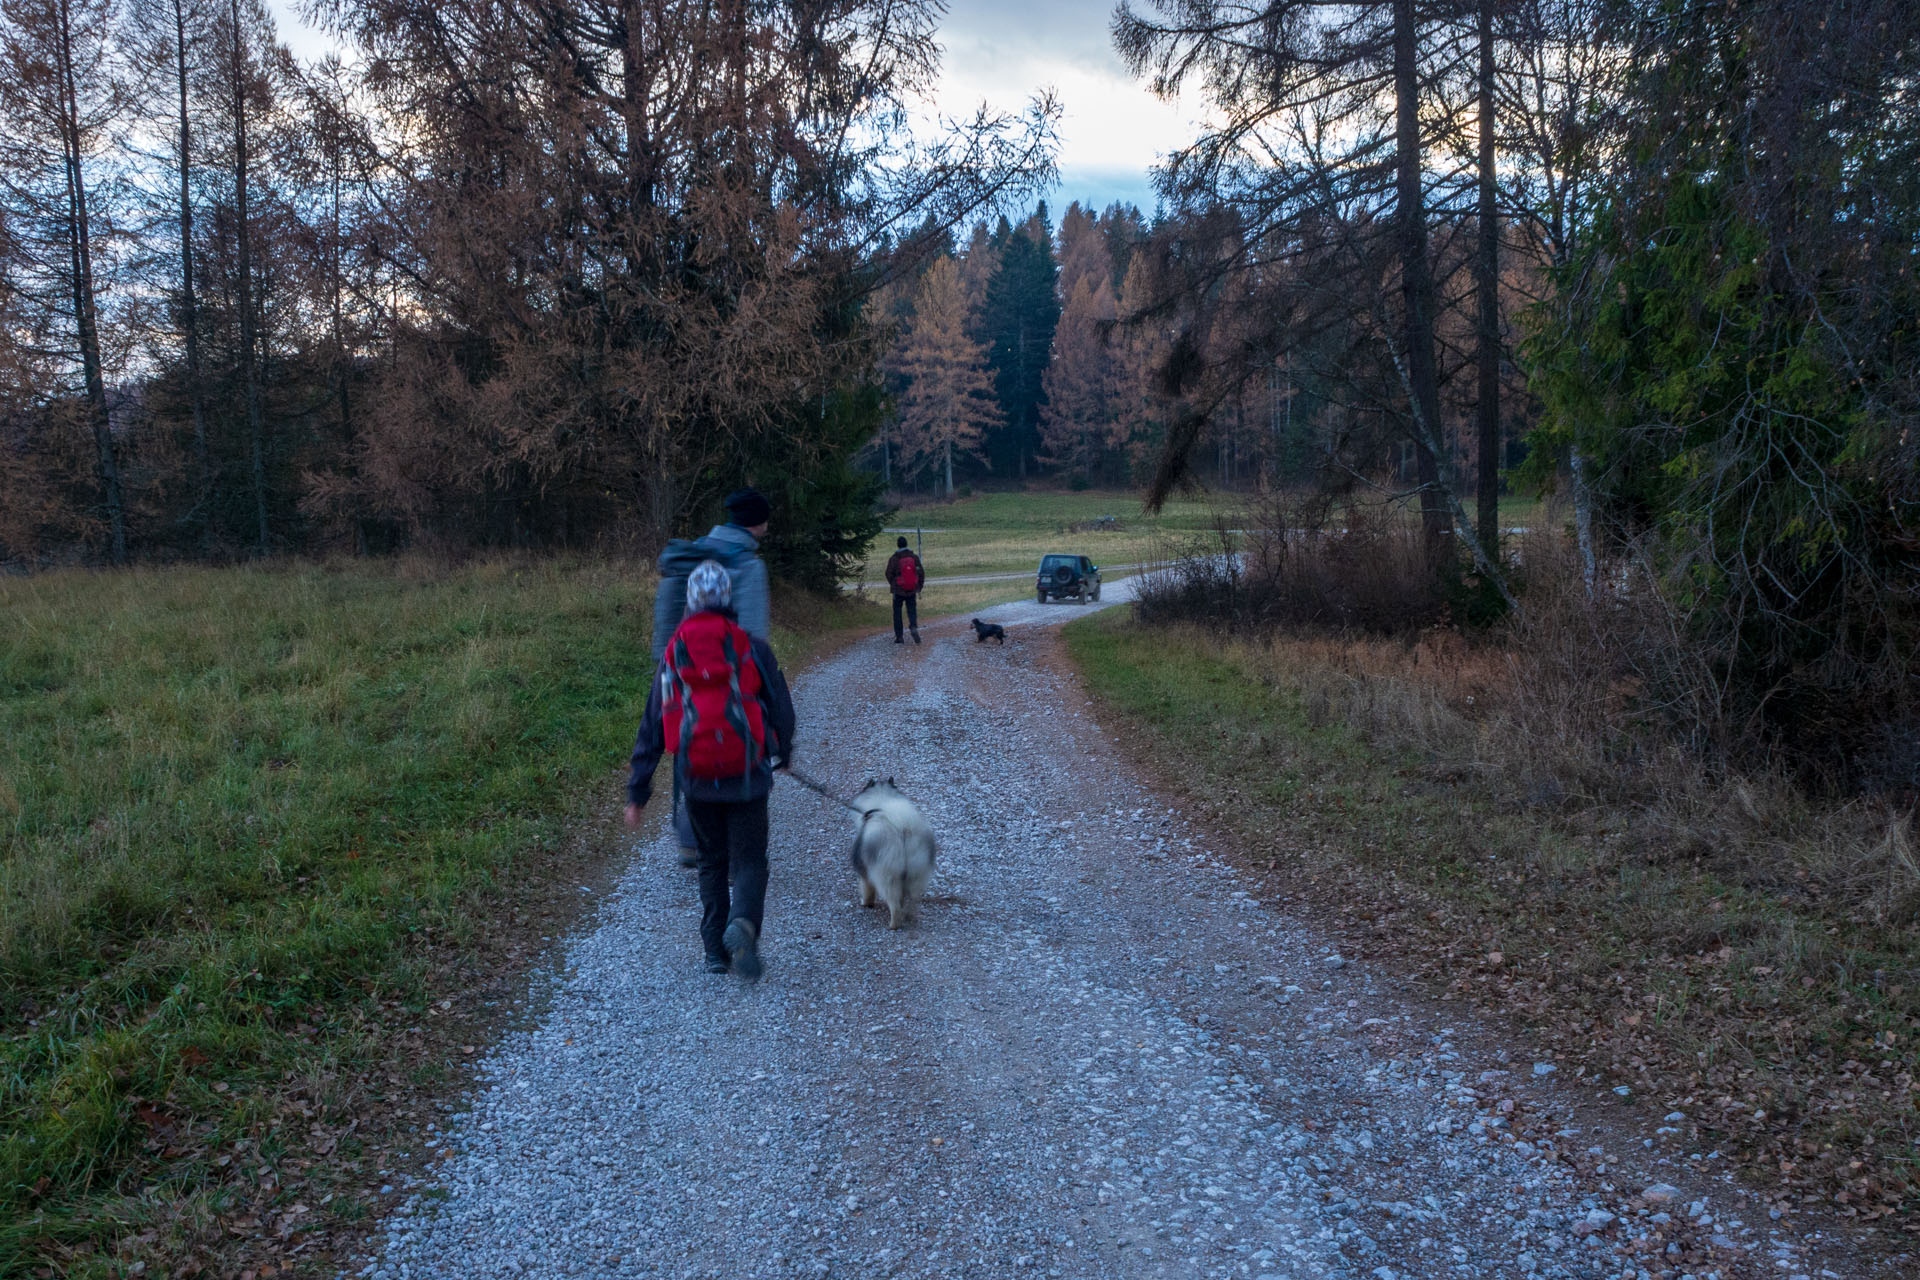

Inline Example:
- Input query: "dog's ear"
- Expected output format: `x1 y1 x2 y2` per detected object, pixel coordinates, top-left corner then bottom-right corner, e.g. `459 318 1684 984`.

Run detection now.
886 775 895 787
863 777 874 790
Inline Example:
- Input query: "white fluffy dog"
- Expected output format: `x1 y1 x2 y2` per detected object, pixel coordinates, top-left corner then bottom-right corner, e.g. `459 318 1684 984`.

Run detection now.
849 778 936 929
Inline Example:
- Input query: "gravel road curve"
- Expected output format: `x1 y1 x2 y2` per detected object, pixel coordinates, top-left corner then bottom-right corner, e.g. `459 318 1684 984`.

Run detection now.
360 583 1842 1280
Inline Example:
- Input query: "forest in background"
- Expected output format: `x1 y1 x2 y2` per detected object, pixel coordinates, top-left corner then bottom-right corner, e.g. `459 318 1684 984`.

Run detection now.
0 0 1057 587
870 195 1537 500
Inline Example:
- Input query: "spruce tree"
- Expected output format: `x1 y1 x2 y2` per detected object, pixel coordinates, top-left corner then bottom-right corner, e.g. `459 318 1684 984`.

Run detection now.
981 204 1059 479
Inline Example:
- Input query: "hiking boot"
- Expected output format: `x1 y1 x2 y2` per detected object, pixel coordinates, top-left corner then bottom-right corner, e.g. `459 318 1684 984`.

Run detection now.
722 918 762 982
893 635 903 644
678 846 699 868
704 955 729 974
910 627 921 644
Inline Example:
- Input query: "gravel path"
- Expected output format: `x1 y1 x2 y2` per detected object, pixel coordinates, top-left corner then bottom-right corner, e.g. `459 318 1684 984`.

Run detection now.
361 587 1842 1280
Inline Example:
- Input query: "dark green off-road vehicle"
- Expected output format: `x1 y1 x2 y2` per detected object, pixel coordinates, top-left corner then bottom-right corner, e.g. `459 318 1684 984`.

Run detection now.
1036 554 1101 603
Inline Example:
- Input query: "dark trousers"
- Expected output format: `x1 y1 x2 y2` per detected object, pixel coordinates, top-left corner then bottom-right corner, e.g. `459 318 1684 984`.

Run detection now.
685 795 769 961
892 592 919 640
670 770 697 849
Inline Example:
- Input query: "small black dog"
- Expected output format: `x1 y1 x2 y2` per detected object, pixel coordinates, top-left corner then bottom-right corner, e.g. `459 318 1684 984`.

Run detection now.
970 618 1007 645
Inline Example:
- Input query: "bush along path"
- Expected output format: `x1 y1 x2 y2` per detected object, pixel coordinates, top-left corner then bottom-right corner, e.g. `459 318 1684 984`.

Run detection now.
359 588 1854 1280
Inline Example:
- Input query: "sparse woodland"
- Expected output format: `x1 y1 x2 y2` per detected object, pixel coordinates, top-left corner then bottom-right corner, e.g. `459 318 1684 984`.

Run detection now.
1093 0 1918 798
0 0 1058 585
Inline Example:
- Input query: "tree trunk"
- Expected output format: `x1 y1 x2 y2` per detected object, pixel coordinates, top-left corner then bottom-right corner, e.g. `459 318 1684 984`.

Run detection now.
175 0 209 496
944 437 953 498
57 0 126 564
329 130 351 482
1570 445 1597 595
1474 0 1501 551
229 0 269 555
620 0 657 263
1393 0 1449 547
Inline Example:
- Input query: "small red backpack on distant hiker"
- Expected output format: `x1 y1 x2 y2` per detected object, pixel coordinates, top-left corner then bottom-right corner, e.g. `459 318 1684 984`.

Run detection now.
663 612 768 781
895 553 922 593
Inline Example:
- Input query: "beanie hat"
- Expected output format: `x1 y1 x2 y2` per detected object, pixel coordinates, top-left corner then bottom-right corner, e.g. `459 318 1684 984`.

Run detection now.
724 488 771 528
686 560 732 613
896 536 909 549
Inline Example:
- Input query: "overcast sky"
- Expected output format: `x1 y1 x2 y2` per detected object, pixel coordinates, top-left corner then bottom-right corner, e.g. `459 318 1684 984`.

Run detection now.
930 0 1194 213
268 0 1195 216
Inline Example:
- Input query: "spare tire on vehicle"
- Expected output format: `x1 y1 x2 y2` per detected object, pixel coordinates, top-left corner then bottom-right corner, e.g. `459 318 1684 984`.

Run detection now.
1052 564 1075 586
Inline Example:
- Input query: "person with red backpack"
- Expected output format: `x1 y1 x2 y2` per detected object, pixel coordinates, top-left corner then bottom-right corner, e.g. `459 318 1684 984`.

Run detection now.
625 561 795 980
884 535 925 644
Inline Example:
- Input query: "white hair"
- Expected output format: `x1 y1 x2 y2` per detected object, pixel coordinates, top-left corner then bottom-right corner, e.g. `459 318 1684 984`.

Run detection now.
686 559 732 613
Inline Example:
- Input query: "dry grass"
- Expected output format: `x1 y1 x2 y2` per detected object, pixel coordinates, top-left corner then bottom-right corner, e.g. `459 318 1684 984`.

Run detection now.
1068 564 1920 1236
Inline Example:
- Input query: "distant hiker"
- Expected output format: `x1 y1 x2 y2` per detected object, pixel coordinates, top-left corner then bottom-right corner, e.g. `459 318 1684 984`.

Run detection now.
885 535 925 645
652 487 774 864
627 561 795 981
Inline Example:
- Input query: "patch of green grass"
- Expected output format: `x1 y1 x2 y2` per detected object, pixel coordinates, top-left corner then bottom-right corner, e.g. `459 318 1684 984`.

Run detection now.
0 557 869 1275
862 488 1215 616
886 488 1215 532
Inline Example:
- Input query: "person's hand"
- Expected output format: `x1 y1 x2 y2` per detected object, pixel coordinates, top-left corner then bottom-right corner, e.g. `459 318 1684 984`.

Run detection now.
624 802 644 827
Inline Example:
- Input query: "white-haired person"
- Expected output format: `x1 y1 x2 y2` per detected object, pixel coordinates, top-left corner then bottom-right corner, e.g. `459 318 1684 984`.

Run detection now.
651 487 774 865
626 560 795 980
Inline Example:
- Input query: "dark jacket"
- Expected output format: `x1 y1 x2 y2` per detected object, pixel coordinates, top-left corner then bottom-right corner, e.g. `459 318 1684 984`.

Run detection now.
651 524 772 663
628 608 795 807
884 548 924 597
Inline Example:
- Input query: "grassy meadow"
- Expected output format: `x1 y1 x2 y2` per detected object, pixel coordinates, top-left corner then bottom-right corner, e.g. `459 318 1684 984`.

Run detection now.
1065 608 1920 1222
859 488 1219 617
0 557 876 1276
864 488 1554 619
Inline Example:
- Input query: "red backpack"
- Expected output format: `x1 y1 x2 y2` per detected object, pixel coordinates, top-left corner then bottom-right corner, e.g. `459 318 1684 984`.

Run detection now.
895 553 922 593
663 612 768 781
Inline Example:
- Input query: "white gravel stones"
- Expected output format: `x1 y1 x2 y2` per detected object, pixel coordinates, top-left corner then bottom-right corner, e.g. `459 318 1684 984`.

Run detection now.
357 604 1834 1280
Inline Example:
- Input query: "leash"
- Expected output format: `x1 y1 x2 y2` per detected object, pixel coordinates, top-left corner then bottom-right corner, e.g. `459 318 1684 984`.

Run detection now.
782 766 860 813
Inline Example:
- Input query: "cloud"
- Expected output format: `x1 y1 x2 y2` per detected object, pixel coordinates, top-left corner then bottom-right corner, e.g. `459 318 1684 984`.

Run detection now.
267 0 1189 215
930 1 1196 213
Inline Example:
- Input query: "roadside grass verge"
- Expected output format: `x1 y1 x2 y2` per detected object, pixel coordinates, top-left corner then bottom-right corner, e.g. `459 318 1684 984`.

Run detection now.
0 558 875 1277
1065 609 1920 1231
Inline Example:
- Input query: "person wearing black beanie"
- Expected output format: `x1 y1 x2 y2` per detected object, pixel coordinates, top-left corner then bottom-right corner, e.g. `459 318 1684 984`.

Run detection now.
724 488 771 530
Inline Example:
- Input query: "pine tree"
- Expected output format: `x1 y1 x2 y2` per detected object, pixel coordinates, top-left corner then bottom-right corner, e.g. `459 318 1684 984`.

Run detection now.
1108 249 1173 481
890 256 1001 497
956 221 994 317
1056 201 1108 297
1038 271 1116 481
980 204 1059 477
